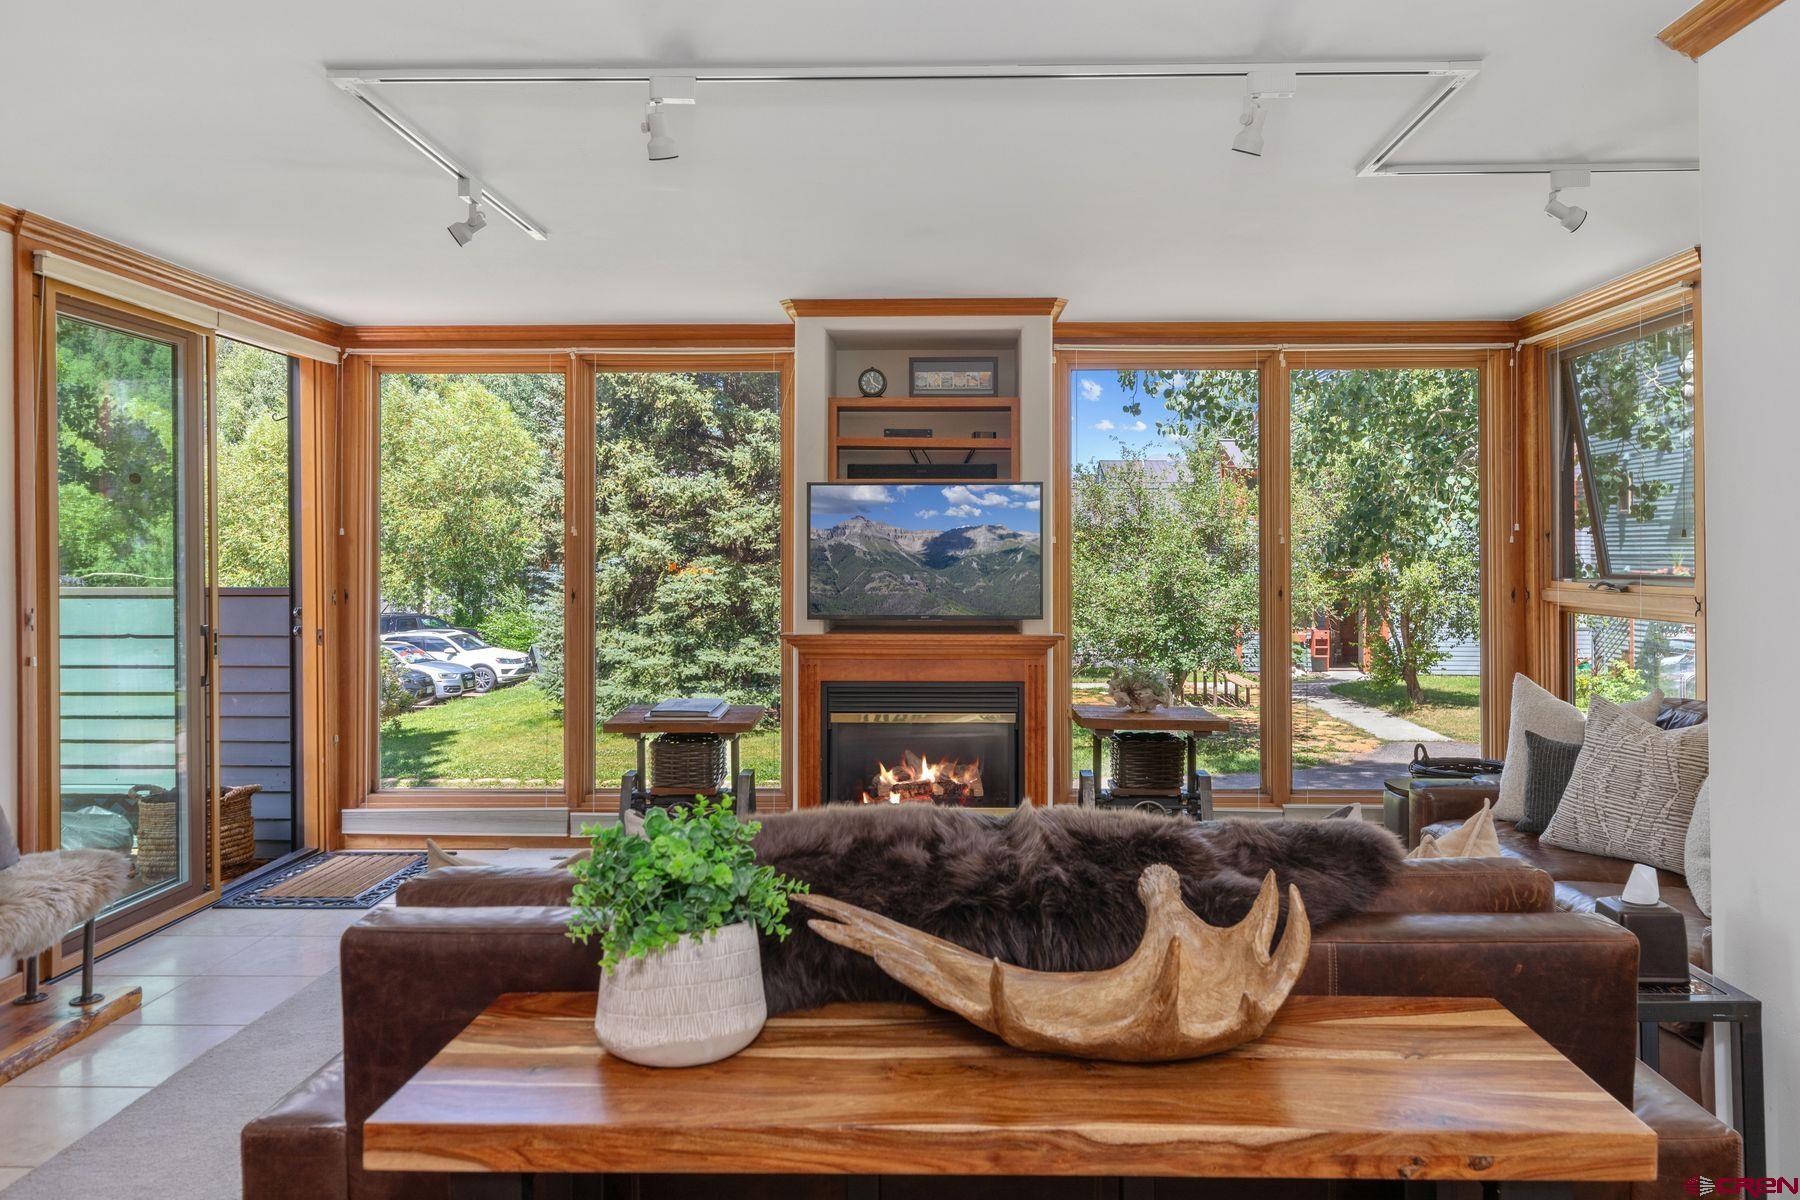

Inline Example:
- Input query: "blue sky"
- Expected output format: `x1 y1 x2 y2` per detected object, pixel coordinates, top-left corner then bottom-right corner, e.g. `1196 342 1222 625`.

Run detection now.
811 483 1042 534
1072 369 1189 464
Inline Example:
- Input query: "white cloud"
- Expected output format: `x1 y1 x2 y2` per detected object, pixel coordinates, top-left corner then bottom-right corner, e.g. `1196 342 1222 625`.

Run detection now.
1007 485 1036 495
941 484 1014 508
1078 379 1103 403
945 504 982 519
916 509 939 519
1025 499 1041 511
1093 419 1115 431
811 484 894 513
1130 419 1148 432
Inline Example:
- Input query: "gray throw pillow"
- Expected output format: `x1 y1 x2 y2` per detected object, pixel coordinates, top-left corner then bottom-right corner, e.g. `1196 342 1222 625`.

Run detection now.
1518 730 1581 836
0 804 19 870
1540 695 1709 872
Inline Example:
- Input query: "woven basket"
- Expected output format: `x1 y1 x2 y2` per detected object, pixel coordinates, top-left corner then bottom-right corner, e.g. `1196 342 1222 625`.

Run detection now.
137 792 180 881
650 733 727 794
1108 731 1185 797
219 784 261 870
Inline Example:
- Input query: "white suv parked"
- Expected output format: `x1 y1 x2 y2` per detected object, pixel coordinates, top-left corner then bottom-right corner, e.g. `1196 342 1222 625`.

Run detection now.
384 631 535 693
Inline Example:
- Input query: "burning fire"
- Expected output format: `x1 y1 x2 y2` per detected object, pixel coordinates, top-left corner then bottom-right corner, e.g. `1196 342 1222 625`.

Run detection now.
859 750 985 806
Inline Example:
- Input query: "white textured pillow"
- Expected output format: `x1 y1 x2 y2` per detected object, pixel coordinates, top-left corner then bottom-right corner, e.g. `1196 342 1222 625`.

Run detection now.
1685 778 1712 917
1540 696 1708 872
1495 674 1662 822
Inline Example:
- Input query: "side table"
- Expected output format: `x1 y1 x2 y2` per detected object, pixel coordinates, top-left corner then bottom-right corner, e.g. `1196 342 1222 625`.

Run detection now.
599 704 766 819
1072 704 1228 819
1638 966 1764 1177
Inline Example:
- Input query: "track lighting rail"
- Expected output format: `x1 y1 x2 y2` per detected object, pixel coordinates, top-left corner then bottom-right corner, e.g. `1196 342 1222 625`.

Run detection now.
327 57 1698 242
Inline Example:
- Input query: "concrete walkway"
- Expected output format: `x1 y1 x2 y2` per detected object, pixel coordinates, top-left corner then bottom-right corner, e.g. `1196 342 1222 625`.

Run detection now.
1292 675 1452 742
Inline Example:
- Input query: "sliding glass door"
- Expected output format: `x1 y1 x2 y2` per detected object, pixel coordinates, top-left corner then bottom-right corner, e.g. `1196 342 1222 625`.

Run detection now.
51 298 208 921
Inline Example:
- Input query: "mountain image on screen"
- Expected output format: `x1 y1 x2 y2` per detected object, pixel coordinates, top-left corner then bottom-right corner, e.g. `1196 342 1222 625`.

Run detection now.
809 484 1043 619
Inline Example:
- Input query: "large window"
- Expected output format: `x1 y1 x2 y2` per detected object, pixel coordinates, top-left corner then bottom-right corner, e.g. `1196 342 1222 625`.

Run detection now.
1544 302 1703 705
1288 366 1483 791
376 373 566 789
592 370 783 791
1070 366 1263 791
1554 310 1697 581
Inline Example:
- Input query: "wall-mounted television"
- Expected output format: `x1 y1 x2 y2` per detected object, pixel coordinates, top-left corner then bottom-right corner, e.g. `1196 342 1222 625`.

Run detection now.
807 482 1044 622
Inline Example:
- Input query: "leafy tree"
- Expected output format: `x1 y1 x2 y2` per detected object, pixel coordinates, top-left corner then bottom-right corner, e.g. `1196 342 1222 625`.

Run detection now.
592 372 781 717
378 375 543 626
215 340 294 588
54 314 179 586
1111 367 1481 707
1071 437 1258 694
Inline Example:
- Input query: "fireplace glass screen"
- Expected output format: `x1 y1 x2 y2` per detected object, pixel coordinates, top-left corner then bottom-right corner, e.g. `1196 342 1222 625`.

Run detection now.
824 683 1023 807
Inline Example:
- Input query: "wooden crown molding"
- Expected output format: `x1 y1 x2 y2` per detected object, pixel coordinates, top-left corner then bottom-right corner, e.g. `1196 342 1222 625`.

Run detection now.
781 298 1067 321
341 324 794 351
12 211 343 346
1660 0 1790 57
1052 321 1517 347
0 203 20 234
1514 247 1701 340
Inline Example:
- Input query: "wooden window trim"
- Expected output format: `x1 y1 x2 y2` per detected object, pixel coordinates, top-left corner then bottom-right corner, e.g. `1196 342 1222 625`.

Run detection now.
31 286 216 955
343 351 794 814
1526 270 1705 705
1057 348 1505 808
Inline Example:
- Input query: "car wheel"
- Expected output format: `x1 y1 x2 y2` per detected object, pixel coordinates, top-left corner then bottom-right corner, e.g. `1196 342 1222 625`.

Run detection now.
472 665 498 692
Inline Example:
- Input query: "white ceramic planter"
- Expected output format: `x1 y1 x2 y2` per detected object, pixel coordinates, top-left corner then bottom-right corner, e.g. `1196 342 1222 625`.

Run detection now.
594 920 767 1067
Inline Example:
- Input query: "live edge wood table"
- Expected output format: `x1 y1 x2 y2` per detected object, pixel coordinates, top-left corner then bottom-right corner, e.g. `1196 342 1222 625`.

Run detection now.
1072 704 1231 818
599 704 765 819
362 994 1656 1200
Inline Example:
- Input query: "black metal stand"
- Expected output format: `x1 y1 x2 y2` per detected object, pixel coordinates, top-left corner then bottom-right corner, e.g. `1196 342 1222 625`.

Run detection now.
617 731 756 822
10 918 105 1008
1637 966 1764 1177
1078 727 1214 819
71 919 105 1007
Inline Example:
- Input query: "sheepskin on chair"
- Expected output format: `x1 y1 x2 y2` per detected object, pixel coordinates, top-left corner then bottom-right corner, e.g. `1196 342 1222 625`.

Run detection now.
753 803 1401 1013
0 850 130 961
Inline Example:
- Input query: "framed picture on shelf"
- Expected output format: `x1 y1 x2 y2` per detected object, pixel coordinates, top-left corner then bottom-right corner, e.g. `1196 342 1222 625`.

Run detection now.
909 356 999 396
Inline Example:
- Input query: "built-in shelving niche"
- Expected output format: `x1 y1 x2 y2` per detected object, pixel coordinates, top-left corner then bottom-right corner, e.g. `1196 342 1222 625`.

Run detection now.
827 333 1021 483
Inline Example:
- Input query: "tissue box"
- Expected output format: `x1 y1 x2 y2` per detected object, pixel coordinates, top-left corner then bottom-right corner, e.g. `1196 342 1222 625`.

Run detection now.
1595 896 1691 985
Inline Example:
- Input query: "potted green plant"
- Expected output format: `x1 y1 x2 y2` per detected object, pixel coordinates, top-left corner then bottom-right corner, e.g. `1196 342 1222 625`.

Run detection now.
567 797 806 1067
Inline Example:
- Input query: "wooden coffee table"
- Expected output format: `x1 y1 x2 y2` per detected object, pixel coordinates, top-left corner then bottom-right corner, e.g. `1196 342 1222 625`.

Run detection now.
363 994 1656 1198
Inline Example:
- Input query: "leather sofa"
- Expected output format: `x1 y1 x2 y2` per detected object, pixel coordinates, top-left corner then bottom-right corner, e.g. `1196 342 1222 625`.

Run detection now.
241 856 1737 1200
1399 699 1713 1104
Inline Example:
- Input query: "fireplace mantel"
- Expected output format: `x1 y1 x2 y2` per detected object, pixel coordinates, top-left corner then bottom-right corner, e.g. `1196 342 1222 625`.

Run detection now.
783 633 1061 808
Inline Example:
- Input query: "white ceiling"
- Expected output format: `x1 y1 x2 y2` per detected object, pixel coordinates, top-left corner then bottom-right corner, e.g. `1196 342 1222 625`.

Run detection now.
0 1 1700 325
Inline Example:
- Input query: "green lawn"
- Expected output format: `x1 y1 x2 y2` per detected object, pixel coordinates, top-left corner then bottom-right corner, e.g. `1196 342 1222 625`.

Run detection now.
1328 673 1482 743
380 683 782 788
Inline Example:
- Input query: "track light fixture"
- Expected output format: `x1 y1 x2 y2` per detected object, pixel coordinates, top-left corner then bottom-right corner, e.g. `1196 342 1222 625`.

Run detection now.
446 175 488 246
1232 98 1268 157
1230 70 1296 158
1544 168 1591 233
643 76 697 162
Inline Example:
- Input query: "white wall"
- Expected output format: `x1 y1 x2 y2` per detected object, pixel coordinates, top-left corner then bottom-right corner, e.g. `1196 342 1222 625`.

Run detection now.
0 228 16 841
1699 1 1800 1163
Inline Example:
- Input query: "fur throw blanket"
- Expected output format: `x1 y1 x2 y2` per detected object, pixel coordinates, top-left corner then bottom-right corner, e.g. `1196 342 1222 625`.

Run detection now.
0 849 130 960
752 804 1400 1013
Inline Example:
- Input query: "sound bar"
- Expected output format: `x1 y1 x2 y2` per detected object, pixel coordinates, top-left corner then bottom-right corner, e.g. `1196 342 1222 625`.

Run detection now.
844 462 1000 480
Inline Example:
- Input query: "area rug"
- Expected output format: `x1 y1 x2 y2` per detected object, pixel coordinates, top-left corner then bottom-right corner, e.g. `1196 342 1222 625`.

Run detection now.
214 850 425 909
3 971 341 1200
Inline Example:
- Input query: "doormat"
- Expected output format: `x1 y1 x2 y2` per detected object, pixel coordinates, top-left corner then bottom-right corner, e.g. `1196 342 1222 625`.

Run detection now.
213 851 426 909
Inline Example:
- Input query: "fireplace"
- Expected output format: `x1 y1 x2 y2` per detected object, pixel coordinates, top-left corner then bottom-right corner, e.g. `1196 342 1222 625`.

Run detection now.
823 682 1024 807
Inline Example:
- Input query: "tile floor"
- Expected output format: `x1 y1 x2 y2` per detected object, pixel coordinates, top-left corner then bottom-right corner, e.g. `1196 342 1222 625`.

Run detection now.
0 847 566 1192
